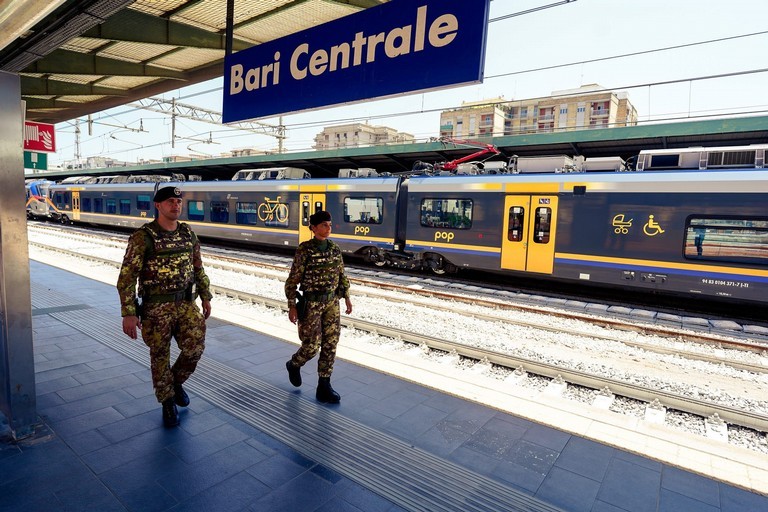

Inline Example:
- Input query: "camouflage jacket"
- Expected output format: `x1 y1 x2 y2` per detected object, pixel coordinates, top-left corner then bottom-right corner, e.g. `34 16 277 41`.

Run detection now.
117 220 212 317
284 238 350 308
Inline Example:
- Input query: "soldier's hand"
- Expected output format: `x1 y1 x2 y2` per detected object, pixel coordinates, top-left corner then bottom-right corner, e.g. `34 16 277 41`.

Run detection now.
288 306 298 324
344 297 353 315
202 300 212 319
122 316 141 339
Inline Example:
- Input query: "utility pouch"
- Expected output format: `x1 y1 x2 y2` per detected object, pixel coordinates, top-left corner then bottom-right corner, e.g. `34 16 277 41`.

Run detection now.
296 291 308 321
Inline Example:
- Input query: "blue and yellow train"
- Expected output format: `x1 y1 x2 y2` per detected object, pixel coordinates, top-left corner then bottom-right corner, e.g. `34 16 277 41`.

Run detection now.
31 145 768 305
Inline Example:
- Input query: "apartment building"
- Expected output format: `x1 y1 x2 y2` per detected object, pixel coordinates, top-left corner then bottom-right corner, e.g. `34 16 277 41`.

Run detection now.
440 85 638 138
314 122 414 150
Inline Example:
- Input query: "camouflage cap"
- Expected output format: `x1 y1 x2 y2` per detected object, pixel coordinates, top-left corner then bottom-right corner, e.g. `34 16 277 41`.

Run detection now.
309 210 331 225
153 186 182 202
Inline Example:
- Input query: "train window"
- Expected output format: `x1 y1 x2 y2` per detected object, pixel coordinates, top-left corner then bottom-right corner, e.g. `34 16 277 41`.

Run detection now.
302 201 310 226
685 217 768 265
106 199 117 214
235 202 258 225
533 207 551 244
420 198 472 229
507 207 525 242
137 195 152 211
119 199 131 215
81 198 91 212
54 192 69 208
210 201 229 223
344 197 382 224
93 198 103 213
188 201 205 221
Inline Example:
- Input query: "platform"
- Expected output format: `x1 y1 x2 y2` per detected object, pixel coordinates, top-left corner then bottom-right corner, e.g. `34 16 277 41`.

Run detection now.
1 261 767 512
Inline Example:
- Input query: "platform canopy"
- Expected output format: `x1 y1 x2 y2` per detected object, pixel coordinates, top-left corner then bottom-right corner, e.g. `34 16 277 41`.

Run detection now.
0 0 384 124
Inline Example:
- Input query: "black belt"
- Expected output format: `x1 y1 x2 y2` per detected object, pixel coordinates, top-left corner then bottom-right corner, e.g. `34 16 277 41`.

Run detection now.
143 285 194 304
303 290 335 302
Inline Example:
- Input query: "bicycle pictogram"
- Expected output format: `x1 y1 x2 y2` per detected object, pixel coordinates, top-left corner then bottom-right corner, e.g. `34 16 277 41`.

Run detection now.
258 196 289 223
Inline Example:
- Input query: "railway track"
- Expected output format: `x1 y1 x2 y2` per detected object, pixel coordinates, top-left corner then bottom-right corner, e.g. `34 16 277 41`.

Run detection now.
28 222 768 353
28 228 768 439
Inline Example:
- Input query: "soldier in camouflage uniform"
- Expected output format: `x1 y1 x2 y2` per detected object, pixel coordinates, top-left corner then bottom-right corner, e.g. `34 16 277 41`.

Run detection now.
285 211 353 403
117 186 212 427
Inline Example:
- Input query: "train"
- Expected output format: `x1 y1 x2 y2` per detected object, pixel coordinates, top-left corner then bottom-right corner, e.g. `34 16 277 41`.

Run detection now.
26 144 768 306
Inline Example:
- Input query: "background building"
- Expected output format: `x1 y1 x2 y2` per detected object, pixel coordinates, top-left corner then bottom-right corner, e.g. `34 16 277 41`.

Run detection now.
314 123 414 150
440 85 638 138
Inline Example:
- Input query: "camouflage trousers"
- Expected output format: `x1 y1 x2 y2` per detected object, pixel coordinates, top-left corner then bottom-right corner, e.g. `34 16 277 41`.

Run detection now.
141 300 206 403
290 298 340 378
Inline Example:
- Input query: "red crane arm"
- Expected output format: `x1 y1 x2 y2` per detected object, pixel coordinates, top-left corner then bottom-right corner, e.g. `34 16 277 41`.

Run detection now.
436 138 500 171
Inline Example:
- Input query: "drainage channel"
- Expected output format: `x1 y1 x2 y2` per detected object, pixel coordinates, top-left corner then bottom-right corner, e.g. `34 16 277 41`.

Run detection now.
31 288 563 512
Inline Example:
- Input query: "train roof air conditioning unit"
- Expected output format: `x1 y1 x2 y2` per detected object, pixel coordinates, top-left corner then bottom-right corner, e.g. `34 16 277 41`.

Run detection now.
339 168 379 178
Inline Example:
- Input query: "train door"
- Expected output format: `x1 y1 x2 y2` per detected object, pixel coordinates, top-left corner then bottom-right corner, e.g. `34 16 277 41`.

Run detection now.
500 195 558 274
71 191 81 221
298 192 326 244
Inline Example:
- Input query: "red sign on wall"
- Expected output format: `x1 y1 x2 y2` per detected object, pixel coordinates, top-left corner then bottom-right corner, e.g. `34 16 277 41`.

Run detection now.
23 121 56 153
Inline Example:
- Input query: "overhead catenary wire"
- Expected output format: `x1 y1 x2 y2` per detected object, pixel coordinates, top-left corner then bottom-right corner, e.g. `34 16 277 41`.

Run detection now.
53 3 768 162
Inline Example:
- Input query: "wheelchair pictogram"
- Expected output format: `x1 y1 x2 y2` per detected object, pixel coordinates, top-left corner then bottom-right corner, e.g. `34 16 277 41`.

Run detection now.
643 214 665 236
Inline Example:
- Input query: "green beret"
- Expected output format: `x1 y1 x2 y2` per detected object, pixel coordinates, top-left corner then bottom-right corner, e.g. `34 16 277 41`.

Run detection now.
153 186 182 202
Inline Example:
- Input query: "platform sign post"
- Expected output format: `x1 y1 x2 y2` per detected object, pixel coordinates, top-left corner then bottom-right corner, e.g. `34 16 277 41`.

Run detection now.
223 0 491 122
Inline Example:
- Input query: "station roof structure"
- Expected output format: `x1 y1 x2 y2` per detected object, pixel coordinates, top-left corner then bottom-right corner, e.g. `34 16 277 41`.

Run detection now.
1 0 383 124
4 1 768 181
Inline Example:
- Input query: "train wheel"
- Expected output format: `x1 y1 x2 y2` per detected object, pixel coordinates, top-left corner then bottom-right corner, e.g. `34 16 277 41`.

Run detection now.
364 248 387 267
425 254 457 275
425 254 447 274
60 215 70 225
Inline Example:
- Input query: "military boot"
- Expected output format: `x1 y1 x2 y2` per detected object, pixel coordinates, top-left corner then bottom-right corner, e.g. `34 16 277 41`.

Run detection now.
162 398 180 427
286 361 302 387
173 384 190 407
316 377 340 404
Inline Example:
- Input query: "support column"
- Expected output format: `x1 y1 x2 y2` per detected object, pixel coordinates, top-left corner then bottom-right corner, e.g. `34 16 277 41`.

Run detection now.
0 70 36 439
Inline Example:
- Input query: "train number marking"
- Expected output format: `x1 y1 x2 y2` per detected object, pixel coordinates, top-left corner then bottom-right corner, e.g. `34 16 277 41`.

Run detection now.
354 226 370 236
434 231 454 242
701 278 749 288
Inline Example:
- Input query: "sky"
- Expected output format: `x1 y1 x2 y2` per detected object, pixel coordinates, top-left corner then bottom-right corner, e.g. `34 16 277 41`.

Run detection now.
48 0 768 168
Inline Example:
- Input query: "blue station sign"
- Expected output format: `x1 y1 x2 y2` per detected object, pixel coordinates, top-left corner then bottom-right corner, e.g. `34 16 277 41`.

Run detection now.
222 0 490 123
